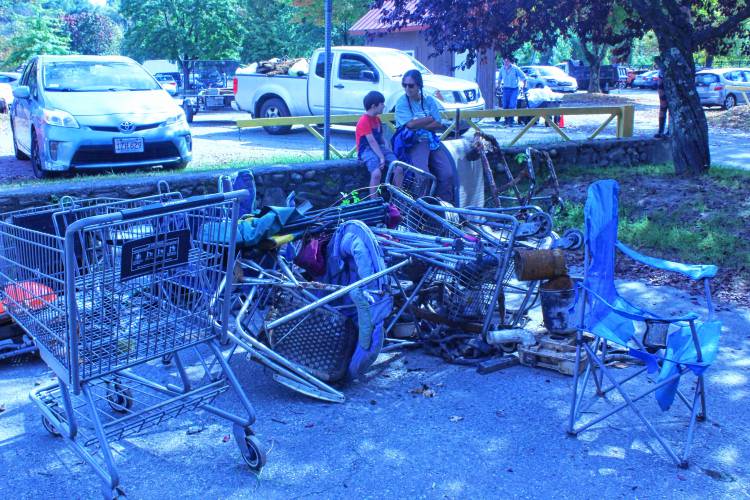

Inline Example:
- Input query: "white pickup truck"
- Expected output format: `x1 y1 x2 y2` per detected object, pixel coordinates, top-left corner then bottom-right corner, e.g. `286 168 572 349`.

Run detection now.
233 46 486 134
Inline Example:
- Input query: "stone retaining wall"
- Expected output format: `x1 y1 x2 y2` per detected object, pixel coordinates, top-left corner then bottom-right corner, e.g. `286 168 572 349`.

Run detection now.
0 138 670 213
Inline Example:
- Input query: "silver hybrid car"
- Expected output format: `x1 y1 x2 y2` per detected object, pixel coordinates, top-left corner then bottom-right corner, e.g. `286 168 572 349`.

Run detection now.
10 55 191 178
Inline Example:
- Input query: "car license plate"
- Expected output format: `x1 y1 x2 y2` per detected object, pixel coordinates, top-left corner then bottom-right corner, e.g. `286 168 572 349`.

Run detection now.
114 137 144 154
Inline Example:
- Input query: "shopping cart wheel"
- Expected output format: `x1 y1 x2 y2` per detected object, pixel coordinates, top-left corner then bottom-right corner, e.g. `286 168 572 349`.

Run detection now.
41 415 62 437
103 485 126 499
106 380 134 413
161 354 173 365
233 423 266 472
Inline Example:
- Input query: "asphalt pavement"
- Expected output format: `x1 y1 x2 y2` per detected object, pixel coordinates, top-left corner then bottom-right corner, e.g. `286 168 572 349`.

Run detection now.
0 279 748 499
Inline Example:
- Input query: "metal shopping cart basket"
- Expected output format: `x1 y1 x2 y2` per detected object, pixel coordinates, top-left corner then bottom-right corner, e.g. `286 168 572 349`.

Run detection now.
0 189 265 498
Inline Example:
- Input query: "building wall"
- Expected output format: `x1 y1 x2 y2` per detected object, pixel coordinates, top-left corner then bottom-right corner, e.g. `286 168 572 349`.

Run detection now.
364 31 495 109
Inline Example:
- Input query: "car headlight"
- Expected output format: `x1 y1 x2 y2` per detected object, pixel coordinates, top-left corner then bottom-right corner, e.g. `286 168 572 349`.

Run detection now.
426 87 457 103
165 110 187 125
42 108 79 128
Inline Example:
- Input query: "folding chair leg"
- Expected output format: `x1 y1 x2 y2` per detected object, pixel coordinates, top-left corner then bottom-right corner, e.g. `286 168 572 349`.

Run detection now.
587 345 683 467
698 375 707 422
680 378 704 468
567 331 584 435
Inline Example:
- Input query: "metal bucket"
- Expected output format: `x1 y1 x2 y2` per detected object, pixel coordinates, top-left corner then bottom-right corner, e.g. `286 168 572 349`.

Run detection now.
540 276 577 334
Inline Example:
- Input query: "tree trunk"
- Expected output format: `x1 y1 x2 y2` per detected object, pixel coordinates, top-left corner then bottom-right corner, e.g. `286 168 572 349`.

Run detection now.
661 46 710 175
629 1 712 176
705 52 714 68
580 42 605 93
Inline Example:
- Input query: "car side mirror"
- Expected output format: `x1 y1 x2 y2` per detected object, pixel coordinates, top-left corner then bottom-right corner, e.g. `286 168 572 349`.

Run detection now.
360 70 377 82
13 86 30 99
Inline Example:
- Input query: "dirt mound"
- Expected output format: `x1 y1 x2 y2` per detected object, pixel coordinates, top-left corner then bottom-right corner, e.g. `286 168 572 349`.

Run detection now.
707 106 750 132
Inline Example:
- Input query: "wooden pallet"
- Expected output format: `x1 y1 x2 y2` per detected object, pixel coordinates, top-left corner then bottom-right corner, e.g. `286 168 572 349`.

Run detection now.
518 333 586 376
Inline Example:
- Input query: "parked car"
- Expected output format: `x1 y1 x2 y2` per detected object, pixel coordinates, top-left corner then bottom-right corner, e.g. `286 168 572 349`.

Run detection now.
0 72 22 112
0 83 12 113
632 70 660 89
555 60 625 93
519 65 578 92
233 46 485 134
155 73 178 95
695 68 750 110
10 55 191 178
0 71 22 85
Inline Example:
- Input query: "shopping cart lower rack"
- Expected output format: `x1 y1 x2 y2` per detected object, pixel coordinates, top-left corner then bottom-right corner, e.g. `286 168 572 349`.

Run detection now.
0 189 264 498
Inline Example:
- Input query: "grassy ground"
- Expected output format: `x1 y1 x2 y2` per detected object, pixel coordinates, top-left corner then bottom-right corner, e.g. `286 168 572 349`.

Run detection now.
551 164 749 303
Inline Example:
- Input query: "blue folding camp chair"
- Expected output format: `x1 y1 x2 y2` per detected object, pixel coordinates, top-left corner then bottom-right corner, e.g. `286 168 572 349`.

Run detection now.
567 179 721 468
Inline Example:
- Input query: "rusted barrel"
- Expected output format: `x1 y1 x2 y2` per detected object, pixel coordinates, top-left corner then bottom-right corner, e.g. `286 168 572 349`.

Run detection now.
514 248 567 281
540 275 577 334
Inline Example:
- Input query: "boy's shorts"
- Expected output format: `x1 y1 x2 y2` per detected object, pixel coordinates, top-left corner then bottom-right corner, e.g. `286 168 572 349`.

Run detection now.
361 147 397 173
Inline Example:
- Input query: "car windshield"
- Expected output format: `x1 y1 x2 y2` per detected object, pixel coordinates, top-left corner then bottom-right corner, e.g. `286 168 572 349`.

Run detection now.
43 61 160 92
369 51 431 78
537 67 567 78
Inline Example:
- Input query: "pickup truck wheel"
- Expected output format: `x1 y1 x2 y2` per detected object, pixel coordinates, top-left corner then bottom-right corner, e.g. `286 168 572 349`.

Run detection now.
260 98 292 135
183 102 194 123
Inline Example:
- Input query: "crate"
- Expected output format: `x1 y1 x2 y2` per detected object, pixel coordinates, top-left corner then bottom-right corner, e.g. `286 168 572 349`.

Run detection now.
518 332 586 376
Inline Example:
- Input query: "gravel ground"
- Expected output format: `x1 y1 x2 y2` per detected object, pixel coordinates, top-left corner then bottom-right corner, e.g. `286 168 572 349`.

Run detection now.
0 281 748 499
1 89 747 184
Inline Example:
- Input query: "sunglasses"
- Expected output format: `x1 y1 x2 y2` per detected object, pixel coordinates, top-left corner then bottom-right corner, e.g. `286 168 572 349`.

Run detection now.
402 83 417 89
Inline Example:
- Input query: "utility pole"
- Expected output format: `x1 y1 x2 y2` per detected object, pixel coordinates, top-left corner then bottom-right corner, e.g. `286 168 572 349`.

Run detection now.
323 0 332 160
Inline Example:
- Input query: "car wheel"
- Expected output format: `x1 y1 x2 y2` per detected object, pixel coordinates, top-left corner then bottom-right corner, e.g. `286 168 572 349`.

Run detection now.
10 119 30 160
723 94 736 110
260 98 292 135
535 83 544 89
30 132 48 179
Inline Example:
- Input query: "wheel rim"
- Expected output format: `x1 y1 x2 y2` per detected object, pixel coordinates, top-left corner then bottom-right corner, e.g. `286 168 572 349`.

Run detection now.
265 107 280 118
726 96 735 109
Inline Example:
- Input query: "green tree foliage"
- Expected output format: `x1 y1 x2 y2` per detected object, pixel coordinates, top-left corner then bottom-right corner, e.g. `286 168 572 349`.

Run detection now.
64 11 123 55
289 0 368 45
3 2 70 70
120 0 244 82
241 0 324 61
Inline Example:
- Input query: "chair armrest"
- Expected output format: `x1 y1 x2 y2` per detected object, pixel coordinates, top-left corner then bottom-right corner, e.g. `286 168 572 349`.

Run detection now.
577 282 699 323
615 241 718 280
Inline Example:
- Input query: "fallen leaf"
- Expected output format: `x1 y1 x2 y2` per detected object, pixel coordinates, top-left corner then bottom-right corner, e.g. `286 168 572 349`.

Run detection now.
449 416 464 422
222 435 230 443
369 399 377 405
305 422 315 428
676 474 686 481
495 410 505 418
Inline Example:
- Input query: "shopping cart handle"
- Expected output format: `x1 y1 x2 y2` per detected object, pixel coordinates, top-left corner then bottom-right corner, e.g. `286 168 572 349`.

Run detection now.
118 191 249 221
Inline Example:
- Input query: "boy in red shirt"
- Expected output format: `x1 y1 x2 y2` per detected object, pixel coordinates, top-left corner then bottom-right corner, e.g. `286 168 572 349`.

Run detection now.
356 91 399 195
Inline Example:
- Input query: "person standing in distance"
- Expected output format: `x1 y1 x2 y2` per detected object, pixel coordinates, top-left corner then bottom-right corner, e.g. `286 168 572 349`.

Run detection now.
498 56 527 127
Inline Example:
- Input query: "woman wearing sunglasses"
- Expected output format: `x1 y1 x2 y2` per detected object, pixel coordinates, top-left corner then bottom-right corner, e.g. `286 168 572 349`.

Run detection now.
393 69 455 202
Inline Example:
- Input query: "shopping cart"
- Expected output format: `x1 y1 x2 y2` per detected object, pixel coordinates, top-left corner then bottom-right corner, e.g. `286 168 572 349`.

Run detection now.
0 188 265 498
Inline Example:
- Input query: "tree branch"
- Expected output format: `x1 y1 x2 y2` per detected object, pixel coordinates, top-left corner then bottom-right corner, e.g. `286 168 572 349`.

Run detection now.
694 5 750 45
